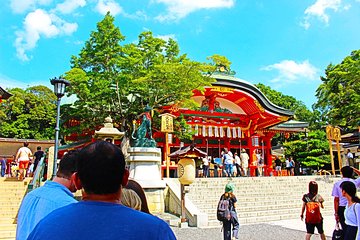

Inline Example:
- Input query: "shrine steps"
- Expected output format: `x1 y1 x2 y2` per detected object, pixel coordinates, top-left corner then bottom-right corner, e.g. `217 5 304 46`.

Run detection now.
0 177 30 240
164 175 339 227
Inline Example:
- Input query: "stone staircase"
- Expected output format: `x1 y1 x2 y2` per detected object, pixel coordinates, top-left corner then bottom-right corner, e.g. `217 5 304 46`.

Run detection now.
185 175 339 227
0 177 30 240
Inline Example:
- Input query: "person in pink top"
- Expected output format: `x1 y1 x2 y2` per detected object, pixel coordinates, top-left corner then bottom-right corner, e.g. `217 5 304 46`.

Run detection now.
15 142 32 180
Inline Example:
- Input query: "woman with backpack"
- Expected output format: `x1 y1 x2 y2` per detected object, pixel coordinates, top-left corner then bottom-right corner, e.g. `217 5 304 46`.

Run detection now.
217 183 239 240
300 181 326 240
340 181 360 240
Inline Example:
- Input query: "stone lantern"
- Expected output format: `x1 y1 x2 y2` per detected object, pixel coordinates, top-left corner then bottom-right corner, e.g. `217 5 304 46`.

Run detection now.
93 116 125 143
169 144 207 225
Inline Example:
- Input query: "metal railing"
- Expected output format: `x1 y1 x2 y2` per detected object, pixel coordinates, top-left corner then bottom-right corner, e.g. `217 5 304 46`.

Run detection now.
27 155 46 192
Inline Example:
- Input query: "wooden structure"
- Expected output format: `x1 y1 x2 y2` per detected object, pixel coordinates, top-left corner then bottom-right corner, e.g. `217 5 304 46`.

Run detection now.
154 72 302 175
0 86 12 103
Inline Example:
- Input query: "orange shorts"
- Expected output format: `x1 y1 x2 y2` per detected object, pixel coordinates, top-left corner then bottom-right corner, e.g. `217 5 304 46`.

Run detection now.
19 161 29 170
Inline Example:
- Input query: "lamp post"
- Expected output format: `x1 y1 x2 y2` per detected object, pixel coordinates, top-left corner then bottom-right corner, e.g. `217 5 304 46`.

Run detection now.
50 77 70 179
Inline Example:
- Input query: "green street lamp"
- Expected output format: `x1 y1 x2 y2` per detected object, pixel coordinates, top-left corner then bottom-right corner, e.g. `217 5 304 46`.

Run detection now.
50 77 70 179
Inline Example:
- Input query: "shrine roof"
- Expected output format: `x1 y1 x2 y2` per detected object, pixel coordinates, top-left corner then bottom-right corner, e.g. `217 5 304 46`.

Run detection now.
268 120 309 132
211 74 293 117
168 144 207 158
0 86 12 100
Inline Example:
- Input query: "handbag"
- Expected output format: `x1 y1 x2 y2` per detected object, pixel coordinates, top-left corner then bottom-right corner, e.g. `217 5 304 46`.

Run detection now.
332 222 343 240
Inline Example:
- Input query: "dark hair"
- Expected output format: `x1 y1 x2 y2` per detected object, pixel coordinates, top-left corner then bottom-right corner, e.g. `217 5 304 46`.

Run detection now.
37 146 41 150
57 150 79 179
125 179 151 214
309 181 318 195
24 142 29 147
77 141 125 195
340 181 360 203
341 166 353 178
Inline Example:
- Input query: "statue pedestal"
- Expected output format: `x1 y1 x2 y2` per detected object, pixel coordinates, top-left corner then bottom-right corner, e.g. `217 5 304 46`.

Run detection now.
127 147 166 213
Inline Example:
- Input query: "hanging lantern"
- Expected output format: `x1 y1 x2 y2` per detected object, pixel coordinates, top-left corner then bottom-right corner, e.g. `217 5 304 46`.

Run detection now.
202 125 207 137
251 135 260 147
227 127 232 138
220 126 224 138
214 126 219 137
237 127 242 138
178 158 196 185
232 127 237 138
208 126 213 137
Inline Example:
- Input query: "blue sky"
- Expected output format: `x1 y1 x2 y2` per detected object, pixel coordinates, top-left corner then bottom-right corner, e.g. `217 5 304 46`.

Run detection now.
1 0 359 109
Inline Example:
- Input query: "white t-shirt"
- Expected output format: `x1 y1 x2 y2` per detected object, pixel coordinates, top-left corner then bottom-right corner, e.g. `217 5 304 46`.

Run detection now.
224 153 233 165
234 155 241 165
202 157 209 166
332 178 360 206
240 153 249 168
16 147 32 162
344 202 360 240
285 159 290 168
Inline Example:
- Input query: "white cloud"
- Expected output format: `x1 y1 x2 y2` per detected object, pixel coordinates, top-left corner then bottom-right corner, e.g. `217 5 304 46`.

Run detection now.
301 0 350 29
10 0 52 14
15 9 78 61
154 0 235 22
55 0 86 14
154 34 177 41
95 0 123 16
261 60 319 84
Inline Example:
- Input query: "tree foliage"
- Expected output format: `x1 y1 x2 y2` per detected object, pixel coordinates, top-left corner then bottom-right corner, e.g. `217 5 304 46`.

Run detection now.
314 50 360 131
255 83 312 122
0 86 56 139
63 13 215 136
284 130 330 168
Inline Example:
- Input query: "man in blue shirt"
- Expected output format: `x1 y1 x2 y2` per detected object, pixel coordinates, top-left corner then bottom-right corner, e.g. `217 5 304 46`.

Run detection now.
28 141 176 240
16 150 79 240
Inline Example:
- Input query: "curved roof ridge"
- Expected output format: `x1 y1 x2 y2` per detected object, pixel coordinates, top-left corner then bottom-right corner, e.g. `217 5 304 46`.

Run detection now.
210 73 294 117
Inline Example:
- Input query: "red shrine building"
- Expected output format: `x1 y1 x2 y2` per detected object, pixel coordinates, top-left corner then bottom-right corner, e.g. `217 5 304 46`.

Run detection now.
153 72 306 175
59 71 307 176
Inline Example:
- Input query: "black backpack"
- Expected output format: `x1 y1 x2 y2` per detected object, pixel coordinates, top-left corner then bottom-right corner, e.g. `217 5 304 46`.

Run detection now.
217 195 231 221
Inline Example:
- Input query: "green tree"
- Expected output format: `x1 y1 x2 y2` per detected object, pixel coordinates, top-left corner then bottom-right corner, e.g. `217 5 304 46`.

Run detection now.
0 86 56 139
63 13 215 136
284 130 330 169
255 83 312 122
314 50 360 131
63 13 126 135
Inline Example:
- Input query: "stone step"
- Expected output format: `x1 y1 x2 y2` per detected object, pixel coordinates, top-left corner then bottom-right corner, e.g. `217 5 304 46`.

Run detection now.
0 211 18 218
196 200 333 211
0 223 16 231
205 207 334 219
190 195 334 203
178 176 340 227
0 230 15 239
0 218 15 225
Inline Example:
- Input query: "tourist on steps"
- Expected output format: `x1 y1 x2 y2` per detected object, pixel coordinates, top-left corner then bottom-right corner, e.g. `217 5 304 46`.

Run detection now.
16 150 79 240
15 141 32 181
240 149 249 177
340 181 360 240
27 141 176 240
219 183 239 240
300 181 326 240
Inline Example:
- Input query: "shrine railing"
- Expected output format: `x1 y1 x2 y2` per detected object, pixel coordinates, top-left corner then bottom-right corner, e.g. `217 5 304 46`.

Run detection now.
27 155 46 192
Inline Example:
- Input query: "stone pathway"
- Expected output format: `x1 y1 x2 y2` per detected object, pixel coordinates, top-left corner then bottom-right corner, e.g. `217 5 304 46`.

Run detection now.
172 223 332 240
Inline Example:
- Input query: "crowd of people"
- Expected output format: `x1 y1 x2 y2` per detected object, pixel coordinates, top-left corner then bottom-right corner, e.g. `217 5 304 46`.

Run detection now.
198 147 300 178
0 142 45 180
298 166 360 240
17 141 176 240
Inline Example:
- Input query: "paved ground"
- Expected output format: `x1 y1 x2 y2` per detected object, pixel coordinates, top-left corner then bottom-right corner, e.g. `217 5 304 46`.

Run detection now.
171 215 336 240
